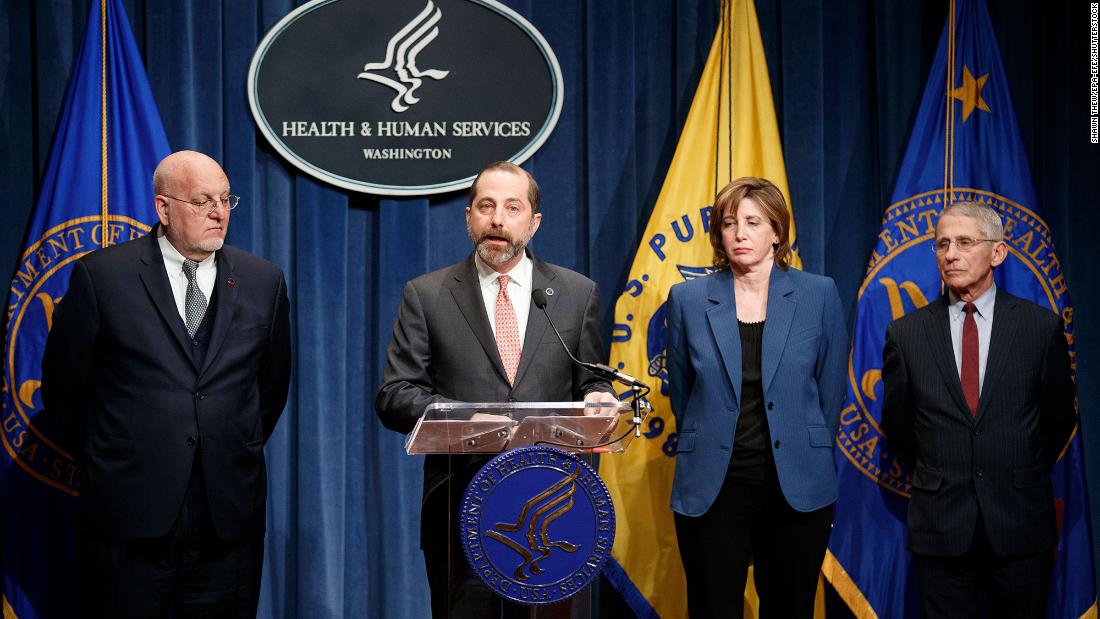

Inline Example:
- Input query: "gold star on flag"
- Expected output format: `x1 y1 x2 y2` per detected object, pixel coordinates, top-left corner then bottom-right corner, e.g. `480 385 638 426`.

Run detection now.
950 65 991 122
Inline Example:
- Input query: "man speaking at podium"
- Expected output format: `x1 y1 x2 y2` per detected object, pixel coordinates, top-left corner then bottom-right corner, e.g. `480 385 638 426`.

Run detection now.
376 161 617 617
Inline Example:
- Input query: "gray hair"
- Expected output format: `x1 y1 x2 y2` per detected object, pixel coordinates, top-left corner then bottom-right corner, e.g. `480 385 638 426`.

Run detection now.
153 161 170 195
940 200 1004 241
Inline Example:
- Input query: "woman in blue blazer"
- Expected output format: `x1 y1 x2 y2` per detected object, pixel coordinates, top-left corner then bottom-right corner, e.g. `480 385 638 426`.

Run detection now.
666 177 848 618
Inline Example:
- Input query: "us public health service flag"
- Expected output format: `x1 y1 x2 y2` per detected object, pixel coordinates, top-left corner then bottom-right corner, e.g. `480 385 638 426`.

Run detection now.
822 0 1097 617
1 0 169 616
598 0 801 616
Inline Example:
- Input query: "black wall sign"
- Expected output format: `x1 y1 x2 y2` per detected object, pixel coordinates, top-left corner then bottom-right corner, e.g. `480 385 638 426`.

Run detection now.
248 0 564 196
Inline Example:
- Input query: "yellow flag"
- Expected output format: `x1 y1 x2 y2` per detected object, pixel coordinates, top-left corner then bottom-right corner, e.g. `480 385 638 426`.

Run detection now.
599 0 800 616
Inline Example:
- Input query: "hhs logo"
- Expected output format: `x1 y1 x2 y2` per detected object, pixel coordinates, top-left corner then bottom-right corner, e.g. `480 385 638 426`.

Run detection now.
357 1 450 112
461 447 614 605
483 467 582 581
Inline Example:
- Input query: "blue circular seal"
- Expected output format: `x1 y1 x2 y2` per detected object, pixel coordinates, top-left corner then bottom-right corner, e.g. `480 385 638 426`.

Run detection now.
460 446 615 605
3 215 150 497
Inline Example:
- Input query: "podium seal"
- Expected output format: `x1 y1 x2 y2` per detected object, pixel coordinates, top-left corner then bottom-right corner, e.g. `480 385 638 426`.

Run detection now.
460 446 615 605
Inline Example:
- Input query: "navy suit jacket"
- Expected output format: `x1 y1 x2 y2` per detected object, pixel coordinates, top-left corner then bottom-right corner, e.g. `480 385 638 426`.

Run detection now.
41 227 291 541
881 288 1076 556
666 265 848 516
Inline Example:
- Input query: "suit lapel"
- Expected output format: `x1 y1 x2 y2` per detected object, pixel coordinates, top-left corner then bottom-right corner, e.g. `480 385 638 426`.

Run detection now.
761 266 795 394
924 297 974 422
514 255 556 386
448 255 509 384
198 249 239 378
705 270 742 407
138 228 198 370
976 288 1018 422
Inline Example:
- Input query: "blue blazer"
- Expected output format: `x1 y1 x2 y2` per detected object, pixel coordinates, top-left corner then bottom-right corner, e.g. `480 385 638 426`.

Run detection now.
666 265 848 515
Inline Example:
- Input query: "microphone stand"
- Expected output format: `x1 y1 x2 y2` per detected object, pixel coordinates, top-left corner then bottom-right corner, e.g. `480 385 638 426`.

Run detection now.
531 289 650 443
630 384 643 438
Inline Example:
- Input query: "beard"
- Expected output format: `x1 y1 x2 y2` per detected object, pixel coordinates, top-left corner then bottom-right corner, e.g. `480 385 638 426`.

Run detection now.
196 238 225 253
163 224 225 258
467 221 535 266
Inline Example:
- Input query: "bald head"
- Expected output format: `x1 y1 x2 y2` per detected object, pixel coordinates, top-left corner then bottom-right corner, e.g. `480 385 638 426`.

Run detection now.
153 150 232 261
153 150 226 196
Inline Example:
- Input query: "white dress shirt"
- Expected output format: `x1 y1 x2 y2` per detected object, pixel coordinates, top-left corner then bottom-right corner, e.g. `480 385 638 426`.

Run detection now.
475 253 533 347
158 233 216 324
947 283 996 395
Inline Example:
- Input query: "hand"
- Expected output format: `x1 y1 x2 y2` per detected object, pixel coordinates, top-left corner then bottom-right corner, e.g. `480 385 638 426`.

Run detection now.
583 391 620 416
470 412 513 422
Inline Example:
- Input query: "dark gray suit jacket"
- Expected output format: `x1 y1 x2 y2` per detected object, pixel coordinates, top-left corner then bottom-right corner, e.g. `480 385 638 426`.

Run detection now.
41 227 292 541
374 251 613 547
881 288 1075 556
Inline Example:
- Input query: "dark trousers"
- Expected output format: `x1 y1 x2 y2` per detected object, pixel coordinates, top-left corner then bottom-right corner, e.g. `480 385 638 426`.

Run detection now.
674 476 833 619
79 458 264 618
914 516 1051 619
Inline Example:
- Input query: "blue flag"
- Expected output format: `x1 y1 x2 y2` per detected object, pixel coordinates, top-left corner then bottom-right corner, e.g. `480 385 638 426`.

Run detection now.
1 0 169 615
822 0 1097 616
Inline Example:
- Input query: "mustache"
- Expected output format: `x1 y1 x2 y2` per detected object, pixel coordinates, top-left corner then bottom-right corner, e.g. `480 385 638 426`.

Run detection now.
474 227 515 245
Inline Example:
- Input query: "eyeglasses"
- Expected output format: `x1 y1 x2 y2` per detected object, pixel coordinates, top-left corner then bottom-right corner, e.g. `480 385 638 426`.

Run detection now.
162 194 240 214
933 237 998 254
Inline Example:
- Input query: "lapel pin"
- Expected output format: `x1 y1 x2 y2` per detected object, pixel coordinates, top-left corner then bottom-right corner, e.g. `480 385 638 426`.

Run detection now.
545 287 554 296
227 277 236 287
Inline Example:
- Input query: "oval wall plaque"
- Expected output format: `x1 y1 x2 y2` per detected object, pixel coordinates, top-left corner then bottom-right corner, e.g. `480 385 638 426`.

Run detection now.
247 0 564 196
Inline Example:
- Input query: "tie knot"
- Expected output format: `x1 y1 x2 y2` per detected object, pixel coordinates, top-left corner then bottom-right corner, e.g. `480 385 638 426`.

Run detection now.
498 274 510 289
964 301 976 315
183 259 200 281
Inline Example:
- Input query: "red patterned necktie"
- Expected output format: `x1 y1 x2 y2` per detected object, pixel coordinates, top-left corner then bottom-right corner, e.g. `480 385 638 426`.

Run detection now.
961 302 979 417
495 275 521 385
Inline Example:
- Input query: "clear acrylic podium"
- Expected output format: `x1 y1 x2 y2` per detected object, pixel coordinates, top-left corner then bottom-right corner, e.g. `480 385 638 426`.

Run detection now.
405 400 644 455
406 400 649 617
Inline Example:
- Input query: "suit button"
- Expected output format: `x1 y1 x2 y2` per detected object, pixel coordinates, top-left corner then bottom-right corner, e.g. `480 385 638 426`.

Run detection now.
975 469 984 478
767 402 775 410
195 392 206 400
773 440 780 449
186 436 196 447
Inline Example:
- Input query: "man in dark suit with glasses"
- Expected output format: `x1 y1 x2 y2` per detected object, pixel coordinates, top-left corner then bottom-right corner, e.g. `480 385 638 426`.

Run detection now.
882 200 1075 618
43 150 292 617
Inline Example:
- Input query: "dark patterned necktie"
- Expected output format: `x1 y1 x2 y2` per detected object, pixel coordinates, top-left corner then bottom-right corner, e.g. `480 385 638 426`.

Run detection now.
961 302 979 417
183 259 208 337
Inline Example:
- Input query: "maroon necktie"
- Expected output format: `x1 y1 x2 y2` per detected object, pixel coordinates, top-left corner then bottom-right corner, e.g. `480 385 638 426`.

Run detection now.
961 302 979 417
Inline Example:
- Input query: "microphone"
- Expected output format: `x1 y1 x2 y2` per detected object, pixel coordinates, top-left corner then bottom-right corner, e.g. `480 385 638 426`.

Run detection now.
532 289 647 389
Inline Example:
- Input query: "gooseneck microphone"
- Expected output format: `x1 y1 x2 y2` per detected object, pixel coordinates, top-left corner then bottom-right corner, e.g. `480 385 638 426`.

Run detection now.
531 289 647 389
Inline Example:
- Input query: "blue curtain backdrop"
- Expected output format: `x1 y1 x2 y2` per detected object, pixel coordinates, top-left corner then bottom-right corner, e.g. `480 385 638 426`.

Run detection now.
2 0 1097 616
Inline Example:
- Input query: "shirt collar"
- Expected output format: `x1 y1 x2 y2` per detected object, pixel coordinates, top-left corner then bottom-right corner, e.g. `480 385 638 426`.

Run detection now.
475 251 532 292
948 282 996 319
157 232 216 275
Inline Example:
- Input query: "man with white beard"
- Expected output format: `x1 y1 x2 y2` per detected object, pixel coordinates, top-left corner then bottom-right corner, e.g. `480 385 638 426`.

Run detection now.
43 150 291 617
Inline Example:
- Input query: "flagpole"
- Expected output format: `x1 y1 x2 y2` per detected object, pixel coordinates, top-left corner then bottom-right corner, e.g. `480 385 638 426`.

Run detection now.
943 0 952 205
100 0 109 246
715 0 729 197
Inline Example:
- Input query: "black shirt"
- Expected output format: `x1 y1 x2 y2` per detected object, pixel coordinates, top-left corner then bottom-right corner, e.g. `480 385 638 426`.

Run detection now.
727 320 775 483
